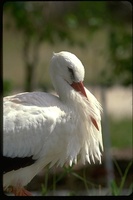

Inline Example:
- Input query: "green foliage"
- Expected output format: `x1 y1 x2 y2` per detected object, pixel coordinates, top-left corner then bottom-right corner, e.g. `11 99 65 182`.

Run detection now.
110 160 132 195
40 160 132 196
4 2 80 45
73 2 132 86
4 2 51 42
108 29 132 86
41 164 102 196
109 118 132 148
3 79 13 96
3 1 132 88
76 1 108 27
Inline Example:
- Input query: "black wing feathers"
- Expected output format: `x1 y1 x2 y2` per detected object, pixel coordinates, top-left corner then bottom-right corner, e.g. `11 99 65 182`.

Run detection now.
3 156 37 173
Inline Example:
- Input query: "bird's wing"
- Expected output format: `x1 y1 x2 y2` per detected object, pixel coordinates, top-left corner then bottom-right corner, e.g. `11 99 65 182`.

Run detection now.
3 91 61 107
3 92 65 160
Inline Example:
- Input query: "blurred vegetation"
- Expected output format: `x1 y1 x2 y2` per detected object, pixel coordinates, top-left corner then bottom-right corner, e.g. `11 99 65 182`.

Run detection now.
109 117 132 148
3 79 13 96
3 1 132 92
32 160 132 196
111 160 132 196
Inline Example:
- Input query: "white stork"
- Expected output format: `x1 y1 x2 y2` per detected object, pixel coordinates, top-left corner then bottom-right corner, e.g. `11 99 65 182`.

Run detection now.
3 51 103 196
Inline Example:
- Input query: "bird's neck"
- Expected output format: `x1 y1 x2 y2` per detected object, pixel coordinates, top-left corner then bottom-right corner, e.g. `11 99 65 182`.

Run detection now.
51 75 75 103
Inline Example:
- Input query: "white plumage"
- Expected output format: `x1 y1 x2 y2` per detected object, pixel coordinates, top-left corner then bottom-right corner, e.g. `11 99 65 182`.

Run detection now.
3 51 103 196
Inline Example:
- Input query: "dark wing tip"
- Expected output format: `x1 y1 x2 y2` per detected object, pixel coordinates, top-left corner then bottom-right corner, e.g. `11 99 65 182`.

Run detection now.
3 156 37 173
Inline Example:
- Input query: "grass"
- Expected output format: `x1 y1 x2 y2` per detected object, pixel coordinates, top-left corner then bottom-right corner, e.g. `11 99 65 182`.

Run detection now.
40 160 132 196
41 165 100 196
109 117 132 148
110 160 133 196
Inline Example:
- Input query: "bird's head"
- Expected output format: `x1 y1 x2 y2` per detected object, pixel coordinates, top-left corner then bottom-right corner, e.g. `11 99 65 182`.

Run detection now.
50 51 87 96
50 51 84 83
50 51 99 131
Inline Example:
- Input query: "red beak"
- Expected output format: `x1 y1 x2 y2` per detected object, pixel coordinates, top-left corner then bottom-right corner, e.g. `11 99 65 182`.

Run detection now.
71 81 99 131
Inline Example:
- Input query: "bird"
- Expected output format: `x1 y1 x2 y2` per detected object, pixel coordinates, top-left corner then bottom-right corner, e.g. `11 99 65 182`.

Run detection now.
3 51 103 196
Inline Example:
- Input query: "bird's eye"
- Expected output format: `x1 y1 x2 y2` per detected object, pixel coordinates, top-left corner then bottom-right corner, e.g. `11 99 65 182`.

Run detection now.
68 67 75 81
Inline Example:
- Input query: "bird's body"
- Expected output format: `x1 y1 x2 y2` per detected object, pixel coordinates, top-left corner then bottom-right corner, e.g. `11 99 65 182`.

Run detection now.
3 51 103 196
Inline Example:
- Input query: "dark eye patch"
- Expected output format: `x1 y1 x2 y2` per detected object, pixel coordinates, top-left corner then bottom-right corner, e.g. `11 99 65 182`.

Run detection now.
68 67 75 81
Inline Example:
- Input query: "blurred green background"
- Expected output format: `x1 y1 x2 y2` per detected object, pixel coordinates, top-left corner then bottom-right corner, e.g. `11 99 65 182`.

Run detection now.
3 1 132 196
